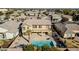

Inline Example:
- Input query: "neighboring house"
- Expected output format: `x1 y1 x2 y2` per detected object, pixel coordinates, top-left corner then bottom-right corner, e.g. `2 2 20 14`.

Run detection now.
10 11 19 17
0 15 6 21
9 12 26 21
15 13 26 22
0 9 8 13
62 15 73 22
25 10 48 17
52 14 62 22
9 15 15 20
20 13 26 19
54 23 67 38
64 24 79 38
0 20 21 39
49 11 55 15
54 23 79 39
26 11 36 16
9 11 19 21
41 16 50 20
23 19 52 35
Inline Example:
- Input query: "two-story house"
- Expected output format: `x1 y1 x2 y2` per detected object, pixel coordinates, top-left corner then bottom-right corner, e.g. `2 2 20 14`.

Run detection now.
23 19 52 35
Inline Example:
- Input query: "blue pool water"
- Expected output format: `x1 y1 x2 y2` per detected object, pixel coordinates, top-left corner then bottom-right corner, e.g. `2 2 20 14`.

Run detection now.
32 40 56 48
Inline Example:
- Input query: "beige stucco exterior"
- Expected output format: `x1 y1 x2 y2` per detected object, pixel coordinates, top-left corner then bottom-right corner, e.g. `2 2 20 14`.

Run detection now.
23 25 52 35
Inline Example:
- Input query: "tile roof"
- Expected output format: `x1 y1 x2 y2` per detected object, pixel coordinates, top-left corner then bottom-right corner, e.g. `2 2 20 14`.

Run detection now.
23 19 51 25
66 24 79 31
0 20 21 34
54 23 67 33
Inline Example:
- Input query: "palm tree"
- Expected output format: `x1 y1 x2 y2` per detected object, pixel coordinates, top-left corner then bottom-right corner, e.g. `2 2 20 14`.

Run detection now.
26 29 32 40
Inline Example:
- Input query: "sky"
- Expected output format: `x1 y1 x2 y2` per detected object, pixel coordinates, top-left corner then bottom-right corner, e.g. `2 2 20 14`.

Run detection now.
0 0 79 8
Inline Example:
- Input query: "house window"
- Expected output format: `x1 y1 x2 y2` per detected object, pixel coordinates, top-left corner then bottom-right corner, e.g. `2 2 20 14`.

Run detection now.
33 25 37 28
39 25 42 28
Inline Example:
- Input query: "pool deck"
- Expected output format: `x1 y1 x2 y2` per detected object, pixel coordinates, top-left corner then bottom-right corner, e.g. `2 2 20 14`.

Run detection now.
30 33 54 41
9 36 29 48
8 33 56 49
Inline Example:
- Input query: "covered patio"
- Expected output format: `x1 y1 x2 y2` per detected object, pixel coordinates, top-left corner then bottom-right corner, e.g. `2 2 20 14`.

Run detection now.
0 27 8 39
0 27 14 40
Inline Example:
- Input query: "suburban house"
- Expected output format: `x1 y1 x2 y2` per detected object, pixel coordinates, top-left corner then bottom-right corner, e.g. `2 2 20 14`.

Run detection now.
62 15 73 22
10 11 19 17
54 23 79 39
15 13 26 22
0 9 8 13
0 15 6 21
0 20 21 39
25 11 37 16
8 11 19 21
23 19 52 35
64 24 79 38
52 14 62 22
53 23 67 38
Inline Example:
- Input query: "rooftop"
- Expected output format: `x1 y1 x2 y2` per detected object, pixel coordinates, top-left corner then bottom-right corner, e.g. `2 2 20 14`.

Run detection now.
23 19 51 26
62 15 72 19
66 24 79 31
54 23 67 33
52 14 62 19
0 20 21 34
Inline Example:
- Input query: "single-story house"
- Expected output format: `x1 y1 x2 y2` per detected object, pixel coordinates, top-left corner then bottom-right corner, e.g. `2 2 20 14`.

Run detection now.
62 15 73 22
25 11 36 16
52 14 62 22
53 23 67 38
54 23 79 39
0 20 21 39
0 9 8 13
64 24 79 38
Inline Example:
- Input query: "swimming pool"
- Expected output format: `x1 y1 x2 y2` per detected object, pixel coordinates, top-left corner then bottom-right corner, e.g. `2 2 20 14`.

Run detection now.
32 40 56 48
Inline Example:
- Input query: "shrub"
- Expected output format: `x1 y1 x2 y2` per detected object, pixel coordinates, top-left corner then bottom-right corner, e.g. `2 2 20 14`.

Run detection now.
23 44 60 51
50 47 60 51
41 45 51 51
23 44 34 51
